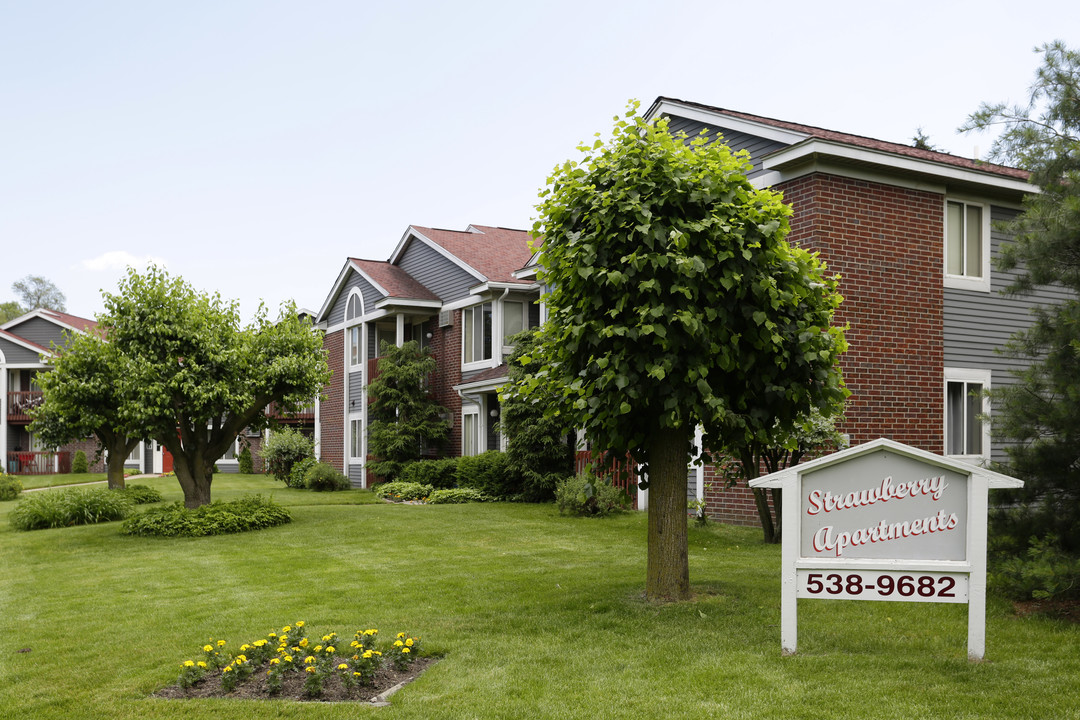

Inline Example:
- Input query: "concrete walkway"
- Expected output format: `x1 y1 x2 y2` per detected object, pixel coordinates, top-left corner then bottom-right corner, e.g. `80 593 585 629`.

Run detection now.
22 474 160 492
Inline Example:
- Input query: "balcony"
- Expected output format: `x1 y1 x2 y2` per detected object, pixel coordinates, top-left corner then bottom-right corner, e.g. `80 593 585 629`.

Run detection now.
7 391 43 423
6 450 71 476
266 400 317 424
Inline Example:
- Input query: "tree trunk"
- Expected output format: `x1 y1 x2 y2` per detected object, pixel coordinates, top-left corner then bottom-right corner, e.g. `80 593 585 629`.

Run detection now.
106 457 127 490
173 453 213 508
645 425 691 602
751 487 780 544
102 435 137 490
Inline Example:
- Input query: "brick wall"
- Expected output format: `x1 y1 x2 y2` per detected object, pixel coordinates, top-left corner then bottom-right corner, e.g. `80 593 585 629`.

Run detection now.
428 311 463 456
320 330 344 472
702 172 945 525
63 438 106 473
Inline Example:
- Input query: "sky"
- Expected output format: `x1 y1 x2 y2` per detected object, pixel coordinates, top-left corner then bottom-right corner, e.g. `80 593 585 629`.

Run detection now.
1 0 1074 322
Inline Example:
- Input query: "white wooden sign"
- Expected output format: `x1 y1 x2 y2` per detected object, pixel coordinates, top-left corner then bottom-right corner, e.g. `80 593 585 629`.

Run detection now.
749 438 1022 660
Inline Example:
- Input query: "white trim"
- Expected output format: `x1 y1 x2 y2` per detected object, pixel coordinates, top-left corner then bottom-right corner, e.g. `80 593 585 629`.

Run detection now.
389 227 487 282
944 367 993 465
461 403 480 456
315 261 356 323
441 294 487 312
943 198 993 293
0 308 94 336
452 376 509 394
645 98 810 146
762 139 1036 196
0 330 55 358
373 298 442 311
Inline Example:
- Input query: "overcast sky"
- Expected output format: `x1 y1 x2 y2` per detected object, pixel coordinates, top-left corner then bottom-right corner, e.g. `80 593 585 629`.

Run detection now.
1 0 1073 322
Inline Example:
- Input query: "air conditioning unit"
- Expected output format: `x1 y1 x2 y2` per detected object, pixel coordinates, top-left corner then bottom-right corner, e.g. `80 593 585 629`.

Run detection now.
245 426 261 437
439 310 452 327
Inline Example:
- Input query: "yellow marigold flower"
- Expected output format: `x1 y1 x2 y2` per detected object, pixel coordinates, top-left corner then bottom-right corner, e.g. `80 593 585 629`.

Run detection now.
353 672 362 677
393 640 403 647
305 666 316 674
282 626 291 633
240 644 249 651
299 638 309 647
284 655 293 663
374 651 382 656
314 645 323 653
326 646 335 654
267 670 273 676
236 654 248 663
254 640 266 647
322 635 333 642
304 656 315 664
295 621 305 627
197 661 207 668
217 640 227 647
350 641 360 648
269 658 280 665
183 660 195 667
405 638 414 647
397 632 406 639
362 650 373 659
223 666 233 673
337 663 349 670
268 632 277 638
402 647 411 654
202 644 213 653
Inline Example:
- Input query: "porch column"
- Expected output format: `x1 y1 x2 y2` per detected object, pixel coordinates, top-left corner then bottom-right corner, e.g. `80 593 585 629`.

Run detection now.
0 367 7 471
395 314 406 347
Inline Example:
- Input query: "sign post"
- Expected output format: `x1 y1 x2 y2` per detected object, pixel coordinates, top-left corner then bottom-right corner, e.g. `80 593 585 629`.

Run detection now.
749 438 1022 661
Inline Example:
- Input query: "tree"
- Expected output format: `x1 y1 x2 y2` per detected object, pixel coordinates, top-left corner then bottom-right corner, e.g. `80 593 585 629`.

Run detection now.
366 340 450 482
12 275 65 311
30 331 140 490
0 301 24 323
519 104 847 601
961 40 1080 549
499 329 576 501
100 267 331 508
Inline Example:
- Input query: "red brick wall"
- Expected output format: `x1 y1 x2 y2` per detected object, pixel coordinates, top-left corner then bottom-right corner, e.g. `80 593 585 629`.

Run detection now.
320 329 344 472
702 172 945 525
428 311 463 457
63 438 106 473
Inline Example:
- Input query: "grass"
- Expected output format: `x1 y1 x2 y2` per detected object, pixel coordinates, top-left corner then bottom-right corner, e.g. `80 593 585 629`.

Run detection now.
1 473 1078 719
13 472 112 490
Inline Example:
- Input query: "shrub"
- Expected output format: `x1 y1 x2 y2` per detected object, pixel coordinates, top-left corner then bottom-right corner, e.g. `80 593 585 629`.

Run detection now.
288 457 319 489
237 445 254 474
11 487 134 531
260 428 314 483
372 481 433 502
71 450 89 474
990 534 1080 601
0 474 23 501
426 487 488 504
304 462 350 491
117 484 163 504
399 458 458 489
121 495 291 537
456 451 513 498
554 473 630 517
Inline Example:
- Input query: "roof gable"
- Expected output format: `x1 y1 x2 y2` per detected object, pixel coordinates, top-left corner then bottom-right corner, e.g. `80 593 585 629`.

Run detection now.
393 225 536 285
1 308 98 336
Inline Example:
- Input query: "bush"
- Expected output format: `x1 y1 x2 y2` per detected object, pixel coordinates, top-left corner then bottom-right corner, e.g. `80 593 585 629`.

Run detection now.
11 487 134 531
237 445 254 474
116 484 163 504
260 428 314 484
288 457 319 489
456 451 513 498
399 458 458 489
71 450 89 474
554 473 630 517
372 481 433 502
990 534 1080 601
426 487 488 504
0 474 23 501
304 462 350 491
121 495 291 537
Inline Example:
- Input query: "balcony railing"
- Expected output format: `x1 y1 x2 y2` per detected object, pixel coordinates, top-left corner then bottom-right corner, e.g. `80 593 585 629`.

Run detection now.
6 451 71 476
7 391 43 422
574 450 639 505
266 400 316 423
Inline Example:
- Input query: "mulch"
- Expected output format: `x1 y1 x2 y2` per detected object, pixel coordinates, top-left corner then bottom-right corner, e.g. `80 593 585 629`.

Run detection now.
155 656 438 704
1013 597 1080 623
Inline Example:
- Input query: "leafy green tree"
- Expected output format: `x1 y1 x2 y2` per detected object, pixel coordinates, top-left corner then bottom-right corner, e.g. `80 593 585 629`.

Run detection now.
30 331 140 490
519 103 847 601
366 340 450 481
0 300 24 323
12 275 65 312
100 267 330 508
962 40 1080 549
499 329 576 501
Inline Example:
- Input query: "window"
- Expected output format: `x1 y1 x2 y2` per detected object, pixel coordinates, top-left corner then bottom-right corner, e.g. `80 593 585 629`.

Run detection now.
348 326 361 368
349 416 363 460
945 368 991 461
503 300 525 341
375 324 396 357
945 200 990 291
127 443 142 463
462 408 479 456
463 303 493 365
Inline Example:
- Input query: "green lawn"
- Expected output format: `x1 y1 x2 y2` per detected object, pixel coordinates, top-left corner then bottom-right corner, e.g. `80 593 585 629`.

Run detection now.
1 474 1077 720
13 472 112 490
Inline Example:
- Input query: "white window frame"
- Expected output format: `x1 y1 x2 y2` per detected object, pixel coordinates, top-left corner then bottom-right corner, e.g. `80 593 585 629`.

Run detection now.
348 413 363 462
462 303 495 370
462 405 480 456
944 197 991 292
944 367 992 464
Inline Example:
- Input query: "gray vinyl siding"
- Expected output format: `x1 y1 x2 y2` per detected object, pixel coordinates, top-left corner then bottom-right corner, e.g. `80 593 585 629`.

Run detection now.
398 239 480 301
348 464 364 487
944 206 1076 463
348 371 365 405
0 337 43 364
3 318 68 350
665 115 789 179
327 270 385 327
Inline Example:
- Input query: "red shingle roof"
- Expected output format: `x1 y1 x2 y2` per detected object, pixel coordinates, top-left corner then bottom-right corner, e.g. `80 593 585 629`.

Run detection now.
0 328 51 354
411 225 537 284
350 259 439 301
657 97 1031 182
40 309 99 334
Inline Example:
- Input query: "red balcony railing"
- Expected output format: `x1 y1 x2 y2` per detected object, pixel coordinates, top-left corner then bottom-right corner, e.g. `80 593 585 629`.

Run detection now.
6 451 71 476
266 400 317 423
7 391 43 422
574 450 639 503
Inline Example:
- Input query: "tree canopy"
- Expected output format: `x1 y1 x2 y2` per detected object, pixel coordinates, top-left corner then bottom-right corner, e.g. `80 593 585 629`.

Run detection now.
30 330 140 490
12 275 65 312
962 40 1080 549
518 103 847 600
100 267 331 507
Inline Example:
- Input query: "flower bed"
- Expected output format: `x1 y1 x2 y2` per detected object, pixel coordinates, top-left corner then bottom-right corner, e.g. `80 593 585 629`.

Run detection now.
157 621 434 703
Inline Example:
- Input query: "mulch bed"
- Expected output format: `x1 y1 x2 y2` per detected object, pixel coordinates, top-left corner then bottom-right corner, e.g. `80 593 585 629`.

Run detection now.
1013 597 1080 623
155 656 438 704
